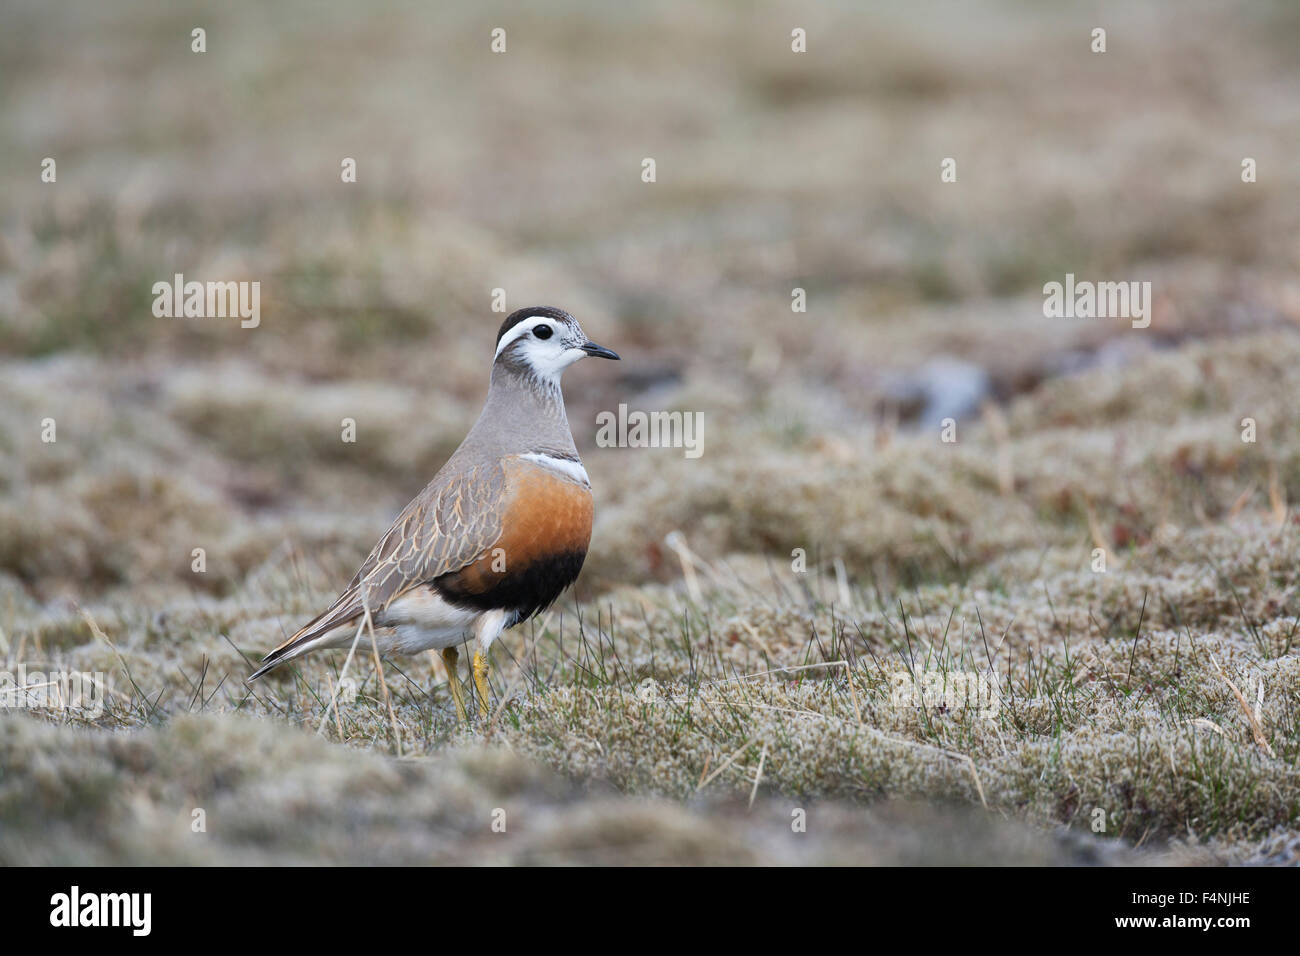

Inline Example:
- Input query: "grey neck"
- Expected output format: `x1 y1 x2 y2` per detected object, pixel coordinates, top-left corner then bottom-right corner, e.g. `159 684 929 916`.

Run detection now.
458 362 578 461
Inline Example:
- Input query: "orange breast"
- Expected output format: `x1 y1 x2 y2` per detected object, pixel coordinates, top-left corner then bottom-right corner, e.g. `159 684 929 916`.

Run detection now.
493 458 594 567
438 458 593 601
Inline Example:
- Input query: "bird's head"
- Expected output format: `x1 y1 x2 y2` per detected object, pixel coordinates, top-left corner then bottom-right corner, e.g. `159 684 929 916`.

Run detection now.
493 306 619 385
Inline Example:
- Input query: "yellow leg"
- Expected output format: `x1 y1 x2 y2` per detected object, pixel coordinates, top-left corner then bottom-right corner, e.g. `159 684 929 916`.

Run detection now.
441 647 469 724
472 648 491 719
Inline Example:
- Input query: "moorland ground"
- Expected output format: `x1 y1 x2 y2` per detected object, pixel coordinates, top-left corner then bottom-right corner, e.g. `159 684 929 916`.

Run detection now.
2 0 1299 864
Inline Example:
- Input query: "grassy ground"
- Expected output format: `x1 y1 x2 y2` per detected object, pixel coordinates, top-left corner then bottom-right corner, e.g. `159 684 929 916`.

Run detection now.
2 0 1299 864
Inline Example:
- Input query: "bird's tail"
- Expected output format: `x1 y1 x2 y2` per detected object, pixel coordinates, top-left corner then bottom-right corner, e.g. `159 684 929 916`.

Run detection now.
247 592 363 681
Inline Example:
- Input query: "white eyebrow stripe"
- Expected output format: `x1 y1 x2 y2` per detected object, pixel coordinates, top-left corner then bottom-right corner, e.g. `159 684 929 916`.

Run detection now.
518 453 590 487
495 317 553 358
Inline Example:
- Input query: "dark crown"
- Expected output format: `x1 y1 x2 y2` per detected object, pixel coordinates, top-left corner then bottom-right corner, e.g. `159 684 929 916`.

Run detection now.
495 306 575 346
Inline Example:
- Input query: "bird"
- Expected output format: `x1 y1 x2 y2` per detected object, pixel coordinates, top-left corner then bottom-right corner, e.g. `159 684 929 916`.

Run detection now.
247 306 619 723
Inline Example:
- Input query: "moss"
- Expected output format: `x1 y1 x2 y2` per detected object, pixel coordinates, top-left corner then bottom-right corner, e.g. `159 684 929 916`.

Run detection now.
3 0 1300 865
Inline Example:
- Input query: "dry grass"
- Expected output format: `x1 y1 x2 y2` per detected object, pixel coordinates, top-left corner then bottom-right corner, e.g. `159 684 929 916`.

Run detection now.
2 0 1299 864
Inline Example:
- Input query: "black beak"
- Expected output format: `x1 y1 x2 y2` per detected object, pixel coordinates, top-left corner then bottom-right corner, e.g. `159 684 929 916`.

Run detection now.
580 341 620 361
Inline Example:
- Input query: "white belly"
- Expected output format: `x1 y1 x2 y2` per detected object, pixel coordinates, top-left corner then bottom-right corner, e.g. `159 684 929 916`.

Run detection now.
374 588 481 653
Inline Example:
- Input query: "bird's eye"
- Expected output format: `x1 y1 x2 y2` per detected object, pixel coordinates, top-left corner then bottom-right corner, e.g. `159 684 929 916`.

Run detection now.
532 324 553 339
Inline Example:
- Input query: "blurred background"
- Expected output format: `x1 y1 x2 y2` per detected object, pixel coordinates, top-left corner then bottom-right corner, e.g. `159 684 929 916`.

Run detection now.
2 0 1299 864
3 0 1300 601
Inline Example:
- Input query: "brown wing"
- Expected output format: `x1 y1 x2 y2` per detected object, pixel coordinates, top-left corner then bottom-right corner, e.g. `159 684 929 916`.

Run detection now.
348 460 506 611
254 461 506 671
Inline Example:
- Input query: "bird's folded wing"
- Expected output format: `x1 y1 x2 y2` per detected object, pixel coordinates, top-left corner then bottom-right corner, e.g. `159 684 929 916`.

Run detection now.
351 460 506 610
278 462 507 648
